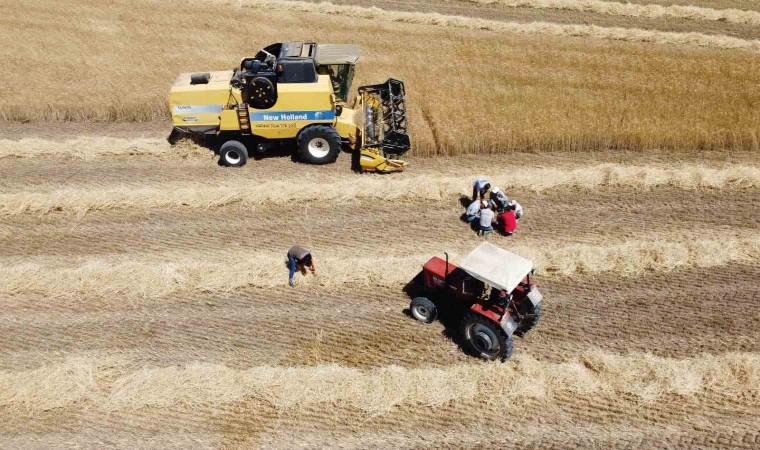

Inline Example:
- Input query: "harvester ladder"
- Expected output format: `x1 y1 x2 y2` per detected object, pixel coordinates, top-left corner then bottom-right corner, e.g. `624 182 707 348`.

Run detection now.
237 103 251 135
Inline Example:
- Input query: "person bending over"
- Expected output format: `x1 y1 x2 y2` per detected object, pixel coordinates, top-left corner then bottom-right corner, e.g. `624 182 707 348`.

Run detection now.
287 245 316 287
472 177 491 202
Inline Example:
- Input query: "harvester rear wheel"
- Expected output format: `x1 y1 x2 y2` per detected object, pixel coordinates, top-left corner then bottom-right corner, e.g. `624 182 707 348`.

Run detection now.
219 140 249 167
410 297 437 324
297 126 341 165
461 312 514 362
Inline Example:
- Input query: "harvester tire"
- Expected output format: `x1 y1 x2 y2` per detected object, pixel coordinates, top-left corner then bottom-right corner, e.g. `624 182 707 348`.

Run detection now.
410 297 437 324
516 302 541 336
297 125 341 165
460 312 514 362
219 140 249 167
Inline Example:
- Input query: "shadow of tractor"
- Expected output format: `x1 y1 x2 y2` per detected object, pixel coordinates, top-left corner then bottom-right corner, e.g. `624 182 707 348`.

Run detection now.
401 270 473 355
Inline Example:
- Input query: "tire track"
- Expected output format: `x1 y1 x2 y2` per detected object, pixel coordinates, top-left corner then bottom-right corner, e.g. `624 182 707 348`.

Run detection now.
2 264 757 370
1 187 757 259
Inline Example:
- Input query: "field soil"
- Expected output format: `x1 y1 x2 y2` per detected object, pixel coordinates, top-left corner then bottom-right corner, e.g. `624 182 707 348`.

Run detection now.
0 125 758 448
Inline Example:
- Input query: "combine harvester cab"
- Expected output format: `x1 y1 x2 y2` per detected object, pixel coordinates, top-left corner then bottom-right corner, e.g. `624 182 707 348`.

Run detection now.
410 242 543 362
168 42 410 172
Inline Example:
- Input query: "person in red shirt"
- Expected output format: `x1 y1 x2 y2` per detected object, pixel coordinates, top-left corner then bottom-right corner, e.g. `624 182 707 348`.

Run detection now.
498 204 518 236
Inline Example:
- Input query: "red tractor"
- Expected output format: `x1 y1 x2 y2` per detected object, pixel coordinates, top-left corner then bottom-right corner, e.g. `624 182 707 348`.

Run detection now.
409 242 542 361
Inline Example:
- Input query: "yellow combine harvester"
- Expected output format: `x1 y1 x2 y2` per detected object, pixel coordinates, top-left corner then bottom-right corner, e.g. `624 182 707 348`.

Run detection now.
168 42 410 172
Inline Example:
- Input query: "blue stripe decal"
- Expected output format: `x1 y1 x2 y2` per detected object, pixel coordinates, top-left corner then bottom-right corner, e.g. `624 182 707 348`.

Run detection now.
249 111 335 122
173 105 224 114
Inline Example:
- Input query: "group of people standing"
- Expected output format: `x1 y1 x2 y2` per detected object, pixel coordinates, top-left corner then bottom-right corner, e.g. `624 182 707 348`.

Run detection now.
465 177 523 236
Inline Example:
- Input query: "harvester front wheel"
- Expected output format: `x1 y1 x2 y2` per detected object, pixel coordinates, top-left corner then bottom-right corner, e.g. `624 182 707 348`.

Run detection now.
219 140 249 167
461 313 514 362
410 297 437 324
297 126 341 165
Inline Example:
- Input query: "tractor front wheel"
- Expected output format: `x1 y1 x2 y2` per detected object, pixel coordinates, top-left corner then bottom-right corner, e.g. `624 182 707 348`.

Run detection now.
410 297 437 324
516 302 541 336
297 125 341 165
460 312 514 362
219 140 249 167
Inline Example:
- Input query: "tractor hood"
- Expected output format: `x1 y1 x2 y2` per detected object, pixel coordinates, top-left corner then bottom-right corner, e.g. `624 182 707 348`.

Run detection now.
459 242 534 294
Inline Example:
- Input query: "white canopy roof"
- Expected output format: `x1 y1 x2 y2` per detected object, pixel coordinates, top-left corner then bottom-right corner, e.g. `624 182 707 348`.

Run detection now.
315 44 361 65
459 242 534 293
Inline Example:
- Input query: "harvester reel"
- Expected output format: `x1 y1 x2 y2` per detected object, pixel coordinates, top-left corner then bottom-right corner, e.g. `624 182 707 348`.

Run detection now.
248 77 276 109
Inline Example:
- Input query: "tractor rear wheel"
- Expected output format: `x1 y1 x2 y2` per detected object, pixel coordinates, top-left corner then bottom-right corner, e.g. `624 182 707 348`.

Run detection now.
410 297 437 324
516 302 541 336
460 312 514 362
297 125 341 165
219 140 249 167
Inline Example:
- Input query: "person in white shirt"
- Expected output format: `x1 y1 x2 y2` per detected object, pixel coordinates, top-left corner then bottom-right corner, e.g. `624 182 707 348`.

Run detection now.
472 177 491 202
490 186 508 211
510 200 523 220
479 202 496 235
465 199 482 223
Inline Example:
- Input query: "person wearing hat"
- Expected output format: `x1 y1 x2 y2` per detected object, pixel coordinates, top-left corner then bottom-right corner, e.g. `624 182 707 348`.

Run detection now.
472 177 491 202
490 186 508 212
464 198 483 223
287 245 316 287
510 200 524 220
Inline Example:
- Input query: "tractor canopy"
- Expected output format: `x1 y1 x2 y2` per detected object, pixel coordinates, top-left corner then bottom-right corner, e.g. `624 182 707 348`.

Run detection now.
459 242 534 294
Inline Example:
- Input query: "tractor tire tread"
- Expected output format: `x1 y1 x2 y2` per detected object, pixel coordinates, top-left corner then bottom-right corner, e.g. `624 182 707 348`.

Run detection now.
460 312 514 362
410 297 437 324
516 302 541 336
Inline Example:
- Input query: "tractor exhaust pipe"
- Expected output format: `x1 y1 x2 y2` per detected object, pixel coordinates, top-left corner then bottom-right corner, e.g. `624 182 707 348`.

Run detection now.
444 252 450 284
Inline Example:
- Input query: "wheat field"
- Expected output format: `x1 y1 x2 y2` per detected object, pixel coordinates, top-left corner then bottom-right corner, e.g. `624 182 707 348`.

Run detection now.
1 0 759 448
1 0 759 154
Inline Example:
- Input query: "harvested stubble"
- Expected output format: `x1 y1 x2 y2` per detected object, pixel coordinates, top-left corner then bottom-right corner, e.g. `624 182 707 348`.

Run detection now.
0 163 756 217
0 137 208 160
620 0 760 11
1 0 759 155
466 0 760 25
2 235 757 299
242 0 760 51
1 352 757 413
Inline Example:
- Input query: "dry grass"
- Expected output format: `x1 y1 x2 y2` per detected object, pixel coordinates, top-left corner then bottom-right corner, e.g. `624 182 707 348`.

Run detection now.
2 352 757 413
0 163 756 217
1 0 758 155
467 0 760 25
2 235 756 299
